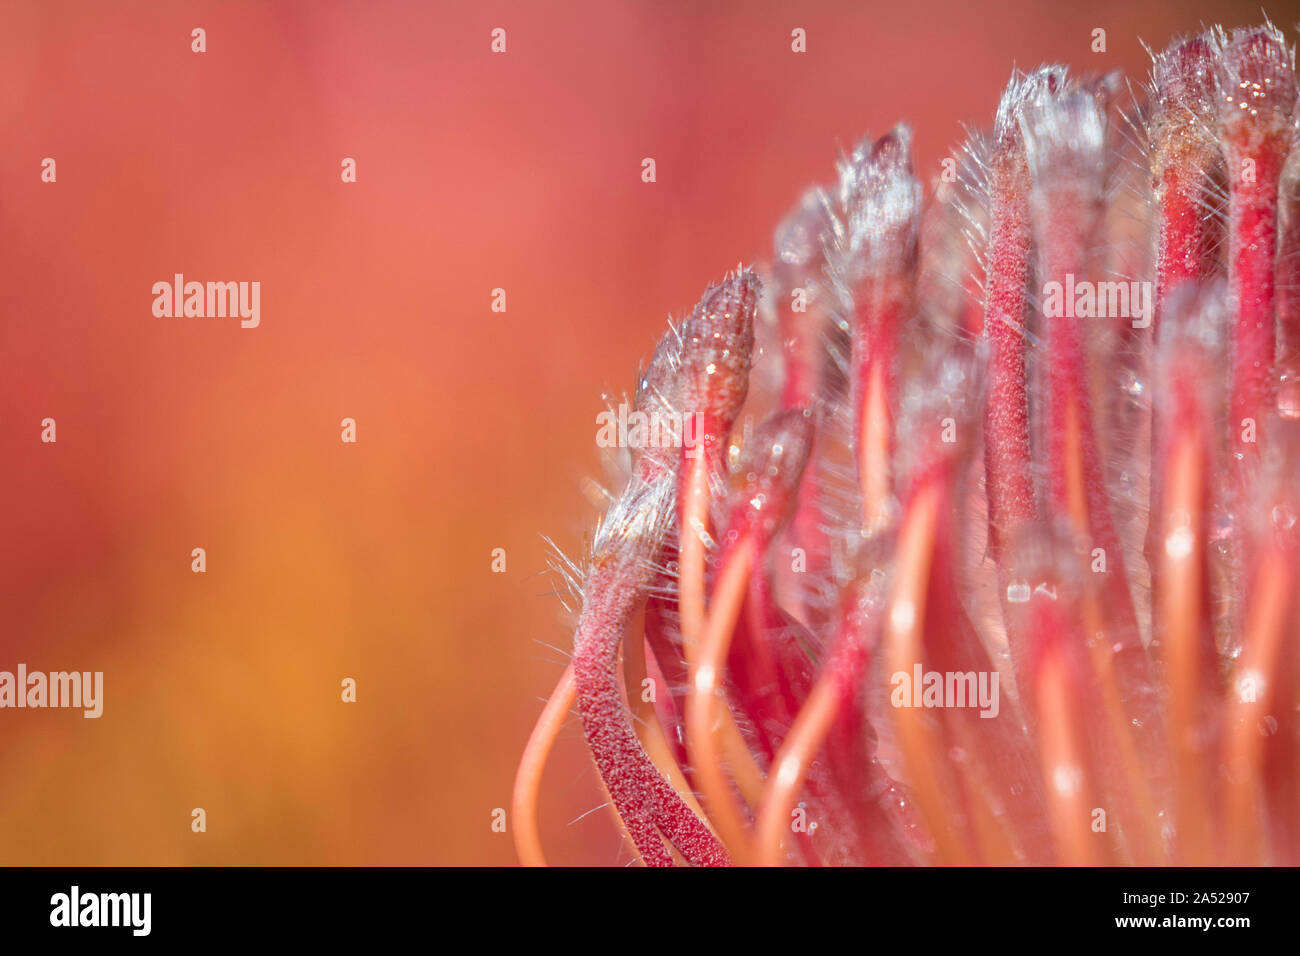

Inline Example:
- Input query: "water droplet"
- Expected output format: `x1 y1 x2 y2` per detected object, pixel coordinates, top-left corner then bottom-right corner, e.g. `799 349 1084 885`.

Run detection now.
1121 373 1144 399
1259 715 1278 736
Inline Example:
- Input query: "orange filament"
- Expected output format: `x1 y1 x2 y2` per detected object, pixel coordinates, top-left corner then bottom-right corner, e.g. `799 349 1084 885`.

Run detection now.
1160 428 1213 864
511 664 576 867
944 718 1024 865
623 622 712 824
678 452 767 808
754 665 842 866
1036 646 1098 865
679 453 711 648
858 361 892 534
1223 554 1289 863
1066 393 1161 863
1062 395 1089 532
882 482 971 863
1085 634 1163 864
686 538 758 861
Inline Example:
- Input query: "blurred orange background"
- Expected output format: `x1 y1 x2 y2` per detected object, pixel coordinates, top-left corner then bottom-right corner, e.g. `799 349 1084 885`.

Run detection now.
0 0 1287 864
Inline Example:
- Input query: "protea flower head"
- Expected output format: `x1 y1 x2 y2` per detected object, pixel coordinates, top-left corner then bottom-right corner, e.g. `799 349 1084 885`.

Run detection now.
513 19 1300 867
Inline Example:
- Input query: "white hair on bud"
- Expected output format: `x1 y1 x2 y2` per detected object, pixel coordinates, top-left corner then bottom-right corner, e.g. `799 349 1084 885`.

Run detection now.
1018 87 1109 185
995 65 1071 146
838 126 923 267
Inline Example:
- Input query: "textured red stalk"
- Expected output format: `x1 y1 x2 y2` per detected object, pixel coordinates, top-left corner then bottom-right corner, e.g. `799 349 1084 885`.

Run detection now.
571 283 753 866
1149 35 1225 330
982 74 1049 565
1218 25 1296 463
573 541 729 866
1154 163 1222 318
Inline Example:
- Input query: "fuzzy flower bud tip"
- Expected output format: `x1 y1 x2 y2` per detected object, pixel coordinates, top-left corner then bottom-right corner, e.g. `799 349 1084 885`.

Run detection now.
679 268 759 431
1217 23 1297 147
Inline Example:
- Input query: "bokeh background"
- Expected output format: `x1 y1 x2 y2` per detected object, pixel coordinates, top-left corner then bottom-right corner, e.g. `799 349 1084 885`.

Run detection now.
0 0 1290 865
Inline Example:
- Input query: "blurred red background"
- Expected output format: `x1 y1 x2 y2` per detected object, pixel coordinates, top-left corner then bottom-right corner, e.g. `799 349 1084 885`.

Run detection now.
0 0 1287 864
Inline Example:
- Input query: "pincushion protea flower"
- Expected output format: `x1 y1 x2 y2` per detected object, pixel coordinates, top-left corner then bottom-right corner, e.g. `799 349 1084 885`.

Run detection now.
513 20 1300 866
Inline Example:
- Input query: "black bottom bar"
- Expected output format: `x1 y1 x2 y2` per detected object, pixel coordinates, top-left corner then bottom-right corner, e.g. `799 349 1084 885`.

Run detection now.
0 865 1288 942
